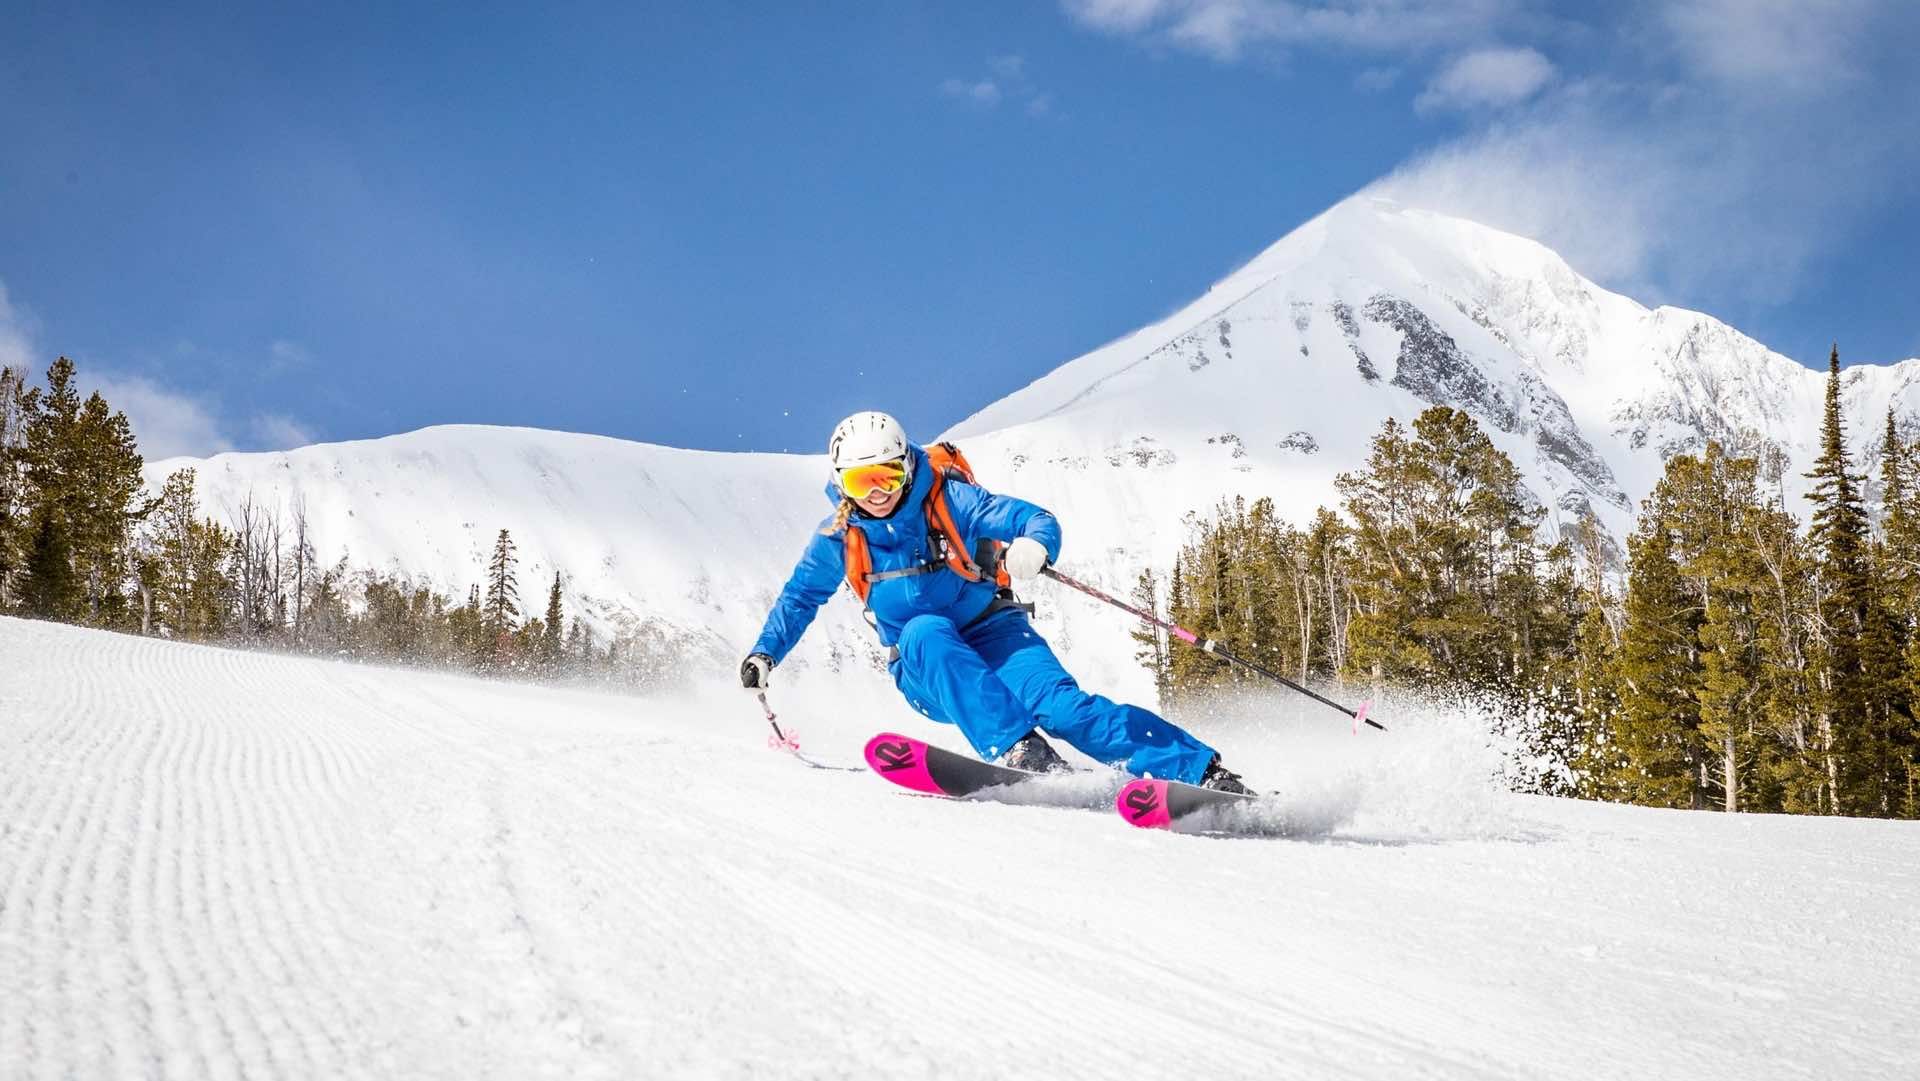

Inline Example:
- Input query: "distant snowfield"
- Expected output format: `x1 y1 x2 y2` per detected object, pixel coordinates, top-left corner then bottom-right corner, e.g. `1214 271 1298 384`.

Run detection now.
3 617 1916 1080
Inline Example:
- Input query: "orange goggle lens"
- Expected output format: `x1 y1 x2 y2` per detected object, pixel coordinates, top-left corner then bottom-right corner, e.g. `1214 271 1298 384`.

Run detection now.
839 461 908 499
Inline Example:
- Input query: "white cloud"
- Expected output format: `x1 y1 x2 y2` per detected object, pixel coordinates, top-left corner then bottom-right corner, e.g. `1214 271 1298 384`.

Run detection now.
1414 47 1554 112
941 55 1055 116
0 280 37 375
1063 0 1170 34
85 372 237 461
941 78 1003 106
1161 0 1267 60
1661 0 1875 98
1354 66 1400 92
1061 0 1523 58
0 281 319 459
266 339 312 372
1369 49 1920 305
83 374 322 460
249 413 317 451
1066 0 1919 322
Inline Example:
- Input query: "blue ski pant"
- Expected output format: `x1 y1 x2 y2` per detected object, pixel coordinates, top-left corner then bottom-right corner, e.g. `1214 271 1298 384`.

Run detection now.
889 607 1216 785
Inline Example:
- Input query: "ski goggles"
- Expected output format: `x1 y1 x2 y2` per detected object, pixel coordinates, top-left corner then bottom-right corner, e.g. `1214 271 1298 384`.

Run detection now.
838 459 909 500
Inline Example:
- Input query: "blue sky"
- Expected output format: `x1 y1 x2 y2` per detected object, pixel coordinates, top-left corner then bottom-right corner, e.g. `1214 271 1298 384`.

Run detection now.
2 1 1916 458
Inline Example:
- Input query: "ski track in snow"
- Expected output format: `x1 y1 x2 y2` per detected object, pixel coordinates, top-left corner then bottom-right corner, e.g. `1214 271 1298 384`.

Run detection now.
3 616 1918 1080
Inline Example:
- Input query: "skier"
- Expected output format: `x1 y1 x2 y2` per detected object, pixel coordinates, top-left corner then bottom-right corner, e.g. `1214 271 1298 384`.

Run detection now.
739 411 1252 794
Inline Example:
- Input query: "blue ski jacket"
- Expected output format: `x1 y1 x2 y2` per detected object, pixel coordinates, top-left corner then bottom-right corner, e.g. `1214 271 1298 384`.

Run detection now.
750 444 1062 664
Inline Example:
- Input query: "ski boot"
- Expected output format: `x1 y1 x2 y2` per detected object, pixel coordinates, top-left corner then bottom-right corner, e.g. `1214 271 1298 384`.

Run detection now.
999 729 1069 774
1198 755 1254 796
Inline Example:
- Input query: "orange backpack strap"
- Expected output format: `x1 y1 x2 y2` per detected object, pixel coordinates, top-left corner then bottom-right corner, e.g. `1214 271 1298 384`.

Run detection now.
842 522 874 603
924 469 987 583
927 447 1011 589
926 441 972 481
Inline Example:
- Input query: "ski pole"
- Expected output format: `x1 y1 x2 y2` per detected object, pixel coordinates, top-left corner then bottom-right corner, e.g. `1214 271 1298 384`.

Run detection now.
1040 566 1385 732
756 691 802 753
754 691 863 772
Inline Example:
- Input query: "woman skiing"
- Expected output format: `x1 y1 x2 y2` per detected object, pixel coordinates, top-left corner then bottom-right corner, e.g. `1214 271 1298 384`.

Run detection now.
740 411 1251 793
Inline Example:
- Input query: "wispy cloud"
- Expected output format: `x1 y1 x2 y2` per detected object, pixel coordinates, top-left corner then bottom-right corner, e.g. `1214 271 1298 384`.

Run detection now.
265 339 312 373
0 280 319 459
1064 0 1920 316
1354 66 1400 92
1414 47 1553 113
249 413 317 451
1373 1 1920 304
940 54 1055 116
0 280 37 375
84 371 322 460
85 371 237 461
1061 0 1524 60
940 77 1003 106
1662 0 1875 98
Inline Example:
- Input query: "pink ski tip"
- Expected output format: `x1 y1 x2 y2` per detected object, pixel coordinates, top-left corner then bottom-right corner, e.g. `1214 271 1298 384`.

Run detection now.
1352 699 1372 735
863 732 945 796
1116 779 1173 830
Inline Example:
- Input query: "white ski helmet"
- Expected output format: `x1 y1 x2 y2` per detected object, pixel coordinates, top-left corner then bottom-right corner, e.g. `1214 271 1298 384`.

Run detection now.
828 411 909 470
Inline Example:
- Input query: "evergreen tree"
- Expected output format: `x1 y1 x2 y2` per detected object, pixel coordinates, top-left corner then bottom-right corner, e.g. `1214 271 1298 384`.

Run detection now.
1128 568 1172 705
362 574 425 659
1165 507 1237 696
301 556 351 652
1303 507 1351 676
1521 537 1586 785
19 511 79 619
483 529 519 664
1338 407 1540 694
1607 508 1700 807
449 583 487 669
512 618 547 669
542 571 564 668
1803 345 1877 813
1570 581 1620 798
566 618 586 669
20 358 145 623
143 469 237 639
1873 408 1920 815
145 469 200 635
1597 442 1815 812
1741 497 1821 813
1670 445 1769 811
0 365 37 610
1882 408 1920 613
572 616 595 668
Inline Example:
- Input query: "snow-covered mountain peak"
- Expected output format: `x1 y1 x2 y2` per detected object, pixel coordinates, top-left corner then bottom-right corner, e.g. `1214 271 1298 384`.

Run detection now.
146 197 1920 700
947 194 1647 437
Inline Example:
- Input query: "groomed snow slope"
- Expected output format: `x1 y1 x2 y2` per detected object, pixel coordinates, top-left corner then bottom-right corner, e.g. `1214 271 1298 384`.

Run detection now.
4 617 1916 1080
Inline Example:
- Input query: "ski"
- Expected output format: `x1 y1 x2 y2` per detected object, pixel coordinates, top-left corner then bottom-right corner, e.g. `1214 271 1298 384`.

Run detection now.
1114 777 1257 831
862 732 1125 813
863 731 1051 797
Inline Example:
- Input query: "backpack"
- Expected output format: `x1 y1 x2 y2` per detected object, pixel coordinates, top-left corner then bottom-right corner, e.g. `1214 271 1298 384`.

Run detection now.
841 441 1011 604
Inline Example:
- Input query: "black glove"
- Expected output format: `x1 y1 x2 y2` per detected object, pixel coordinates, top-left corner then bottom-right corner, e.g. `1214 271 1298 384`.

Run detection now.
740 653 773 692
